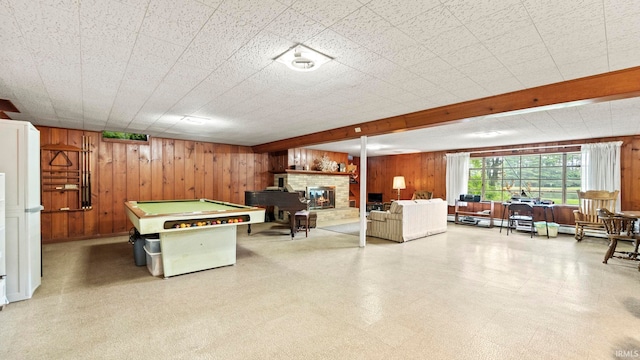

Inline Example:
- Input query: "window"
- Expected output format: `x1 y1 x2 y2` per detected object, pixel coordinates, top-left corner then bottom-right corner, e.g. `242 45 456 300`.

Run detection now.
467 152 581 205
102 131 148 142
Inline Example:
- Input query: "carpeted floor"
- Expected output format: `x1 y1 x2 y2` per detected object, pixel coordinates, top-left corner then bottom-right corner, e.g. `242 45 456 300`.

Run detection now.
320 221 361 235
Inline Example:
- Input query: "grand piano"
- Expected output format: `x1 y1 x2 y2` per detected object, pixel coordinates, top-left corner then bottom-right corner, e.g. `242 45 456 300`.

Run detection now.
245 187 309 237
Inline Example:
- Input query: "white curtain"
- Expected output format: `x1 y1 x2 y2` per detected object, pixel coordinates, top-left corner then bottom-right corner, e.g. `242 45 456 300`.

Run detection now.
581 141 622 211
445 152 470 206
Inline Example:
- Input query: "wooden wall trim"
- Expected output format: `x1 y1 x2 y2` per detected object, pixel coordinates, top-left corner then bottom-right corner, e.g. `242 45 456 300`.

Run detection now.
252 66 640 153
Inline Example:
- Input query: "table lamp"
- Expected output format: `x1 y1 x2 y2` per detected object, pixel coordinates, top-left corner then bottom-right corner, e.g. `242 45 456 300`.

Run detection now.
393 176 406 200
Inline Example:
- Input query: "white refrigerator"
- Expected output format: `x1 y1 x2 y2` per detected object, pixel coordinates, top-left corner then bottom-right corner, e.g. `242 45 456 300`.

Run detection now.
0 173 7 308
0 120 42 302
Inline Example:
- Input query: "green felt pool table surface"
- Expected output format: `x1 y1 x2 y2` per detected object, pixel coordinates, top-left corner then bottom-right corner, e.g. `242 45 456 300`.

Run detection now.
135 199 246 215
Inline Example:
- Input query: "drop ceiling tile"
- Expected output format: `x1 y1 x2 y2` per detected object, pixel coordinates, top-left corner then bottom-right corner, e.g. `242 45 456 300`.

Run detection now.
424 26 477 57
166 89 219 116
229 31 290 71
264 8 327 43
361 78 407 99
0 11 22 38
366 0 441 26
426 91 461 107
615 41 640 64
522 0 601 22
412 56 466 82
507 55 557 78
368 27 419 59
607 31 640 53
291 0 363 27
457 56 505 79
218 0 288 29
548 107 584 124
121 64 167 90
470 67 519 87
479 76 523 95
129 35 185 73
383 43 437 68
361 57 416 85
11 0 79 37
606 16 640 39
178 11 261 70
401 78 443 97
443 0 521 23
397 5 460 44
550 41 607 67
81 26 137 64
464 3 532 42
79 0 145 34
558 55 609 80
481 25 544 57
540 9 604 37
162 62 211 88
604 0 640 19
141 0 215 46
516 71 563 88
437 76 479 92
330 6 391 48
443 42 492 68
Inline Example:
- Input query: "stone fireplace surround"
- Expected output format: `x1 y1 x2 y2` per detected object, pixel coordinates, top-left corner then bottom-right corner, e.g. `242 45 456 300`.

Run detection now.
274 171 358 224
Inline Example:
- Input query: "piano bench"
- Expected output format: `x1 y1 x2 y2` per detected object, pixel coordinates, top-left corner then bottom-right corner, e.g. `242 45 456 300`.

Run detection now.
294 211 317 230
289 211 317 238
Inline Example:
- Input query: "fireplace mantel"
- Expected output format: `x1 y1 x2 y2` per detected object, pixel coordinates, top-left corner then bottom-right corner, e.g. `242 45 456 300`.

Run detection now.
273 169 351 176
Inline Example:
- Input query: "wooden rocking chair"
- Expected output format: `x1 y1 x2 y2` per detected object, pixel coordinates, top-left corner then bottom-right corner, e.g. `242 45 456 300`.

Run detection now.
573 190 619 241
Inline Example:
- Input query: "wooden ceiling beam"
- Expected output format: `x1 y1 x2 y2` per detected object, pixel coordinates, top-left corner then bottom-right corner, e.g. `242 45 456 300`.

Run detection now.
0 99 20 113
252 66 640 153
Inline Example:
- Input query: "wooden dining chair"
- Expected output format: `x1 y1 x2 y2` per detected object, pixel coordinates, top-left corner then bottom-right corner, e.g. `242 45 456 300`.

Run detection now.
597 209 640 270
573 190 619 241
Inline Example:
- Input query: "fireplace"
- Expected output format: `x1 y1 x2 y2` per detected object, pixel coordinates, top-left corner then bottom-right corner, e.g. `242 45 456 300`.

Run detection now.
307 186 335 210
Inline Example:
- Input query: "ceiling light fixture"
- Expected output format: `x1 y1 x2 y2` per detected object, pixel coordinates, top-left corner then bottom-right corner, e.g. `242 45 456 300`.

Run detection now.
181 116 208 125
274 44 333 72
474 130 503 138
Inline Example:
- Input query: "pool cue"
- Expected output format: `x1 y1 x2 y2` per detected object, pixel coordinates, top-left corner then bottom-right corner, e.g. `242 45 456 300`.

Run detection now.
81 135 87 208
87 136 92 207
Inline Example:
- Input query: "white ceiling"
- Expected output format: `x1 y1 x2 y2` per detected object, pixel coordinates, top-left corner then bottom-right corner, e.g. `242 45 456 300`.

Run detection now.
1 0 639 156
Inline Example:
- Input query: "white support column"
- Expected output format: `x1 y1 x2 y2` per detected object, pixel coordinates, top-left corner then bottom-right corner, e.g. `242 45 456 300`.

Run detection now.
359 136 367 247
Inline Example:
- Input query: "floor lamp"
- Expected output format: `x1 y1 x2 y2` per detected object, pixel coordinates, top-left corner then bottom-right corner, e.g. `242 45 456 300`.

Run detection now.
393 176 406 200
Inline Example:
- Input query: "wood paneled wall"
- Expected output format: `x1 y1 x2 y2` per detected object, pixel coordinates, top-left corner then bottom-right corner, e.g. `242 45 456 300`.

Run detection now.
38 126 270 243
363 135 640 225
366 151 447 203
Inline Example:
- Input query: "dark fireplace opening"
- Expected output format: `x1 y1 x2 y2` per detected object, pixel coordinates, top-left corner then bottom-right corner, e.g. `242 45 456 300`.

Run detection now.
307 186 335 210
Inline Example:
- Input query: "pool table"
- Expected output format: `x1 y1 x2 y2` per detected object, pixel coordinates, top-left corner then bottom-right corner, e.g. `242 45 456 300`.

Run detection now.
125 199 265 277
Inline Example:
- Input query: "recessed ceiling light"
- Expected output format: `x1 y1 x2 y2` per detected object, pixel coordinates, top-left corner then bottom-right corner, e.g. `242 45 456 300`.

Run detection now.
181 116 208 125
474 130 503 138
274 44 333 72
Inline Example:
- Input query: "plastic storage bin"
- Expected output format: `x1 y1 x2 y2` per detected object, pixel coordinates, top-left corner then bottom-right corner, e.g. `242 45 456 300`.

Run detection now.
534 222 547 235
144 234 161 253
535 222 559 237
144 245 163 276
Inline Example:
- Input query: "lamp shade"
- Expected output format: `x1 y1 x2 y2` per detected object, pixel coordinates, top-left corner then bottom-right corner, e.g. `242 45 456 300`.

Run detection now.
392 176 406 190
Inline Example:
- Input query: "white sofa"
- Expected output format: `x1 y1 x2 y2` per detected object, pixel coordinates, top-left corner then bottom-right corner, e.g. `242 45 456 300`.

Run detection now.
366 199 447 242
